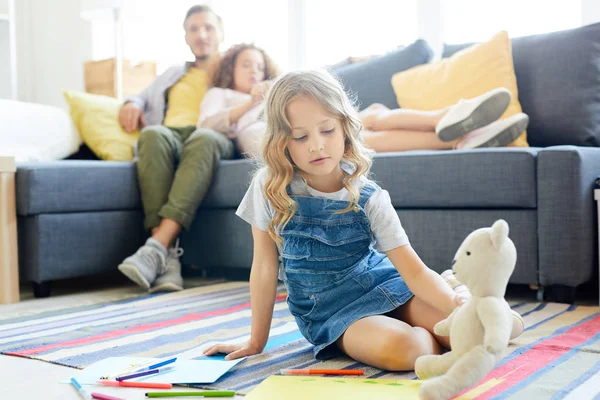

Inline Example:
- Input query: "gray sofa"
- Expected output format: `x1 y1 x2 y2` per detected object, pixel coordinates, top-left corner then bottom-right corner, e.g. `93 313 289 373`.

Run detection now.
15 23 600 302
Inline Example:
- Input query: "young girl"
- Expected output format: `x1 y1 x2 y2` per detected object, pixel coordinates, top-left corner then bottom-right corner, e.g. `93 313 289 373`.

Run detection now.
197 43 280 158
203 70 523 370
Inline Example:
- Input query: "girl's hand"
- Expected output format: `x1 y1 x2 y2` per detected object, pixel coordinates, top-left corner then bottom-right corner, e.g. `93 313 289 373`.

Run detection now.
202 338 263 360
453 291 471 308
250 81 271 105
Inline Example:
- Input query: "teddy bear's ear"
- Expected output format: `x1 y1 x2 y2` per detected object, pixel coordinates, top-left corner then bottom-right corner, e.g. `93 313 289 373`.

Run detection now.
490 219 509 250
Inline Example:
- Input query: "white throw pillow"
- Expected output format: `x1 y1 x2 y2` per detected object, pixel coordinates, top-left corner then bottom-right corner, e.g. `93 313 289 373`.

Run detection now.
0 99 82 162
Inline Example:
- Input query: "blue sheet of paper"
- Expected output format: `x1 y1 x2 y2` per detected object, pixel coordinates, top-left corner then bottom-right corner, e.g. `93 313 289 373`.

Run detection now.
63 356 245 385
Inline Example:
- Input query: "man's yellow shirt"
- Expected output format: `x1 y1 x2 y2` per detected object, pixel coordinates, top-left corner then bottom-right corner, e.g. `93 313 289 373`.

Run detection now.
163 67 209 127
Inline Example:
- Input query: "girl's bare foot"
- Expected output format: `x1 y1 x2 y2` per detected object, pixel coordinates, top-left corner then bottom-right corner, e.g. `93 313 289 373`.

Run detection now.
360 103 390 130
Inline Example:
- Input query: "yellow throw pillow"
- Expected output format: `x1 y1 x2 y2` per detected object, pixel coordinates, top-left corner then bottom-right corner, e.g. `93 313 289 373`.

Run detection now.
391 31 528 147
63 90 140 161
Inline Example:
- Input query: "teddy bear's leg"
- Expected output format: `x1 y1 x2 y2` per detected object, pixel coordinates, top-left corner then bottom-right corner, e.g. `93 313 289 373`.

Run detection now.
418 345 498 400
415 350 459 380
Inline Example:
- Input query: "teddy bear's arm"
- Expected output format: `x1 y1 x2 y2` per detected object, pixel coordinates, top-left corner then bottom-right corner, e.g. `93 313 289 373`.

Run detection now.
433 306 459 336
477 298 512 354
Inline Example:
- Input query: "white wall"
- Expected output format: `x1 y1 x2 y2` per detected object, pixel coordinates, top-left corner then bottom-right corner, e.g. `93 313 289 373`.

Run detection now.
0 0 10 99
582 0 600 24
417 0 443 59
0 20 11 99
13 0 91 108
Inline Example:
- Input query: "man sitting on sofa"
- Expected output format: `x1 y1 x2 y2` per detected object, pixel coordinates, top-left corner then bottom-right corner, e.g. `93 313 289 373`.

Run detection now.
117 4 229 293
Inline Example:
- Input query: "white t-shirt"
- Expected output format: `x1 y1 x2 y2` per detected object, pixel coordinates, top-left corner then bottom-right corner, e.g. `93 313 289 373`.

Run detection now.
235 166 410 253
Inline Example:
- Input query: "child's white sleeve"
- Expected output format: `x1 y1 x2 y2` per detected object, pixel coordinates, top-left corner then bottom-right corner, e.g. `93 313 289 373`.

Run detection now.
365 188 410 252
235 168 273 232
197 88 231 133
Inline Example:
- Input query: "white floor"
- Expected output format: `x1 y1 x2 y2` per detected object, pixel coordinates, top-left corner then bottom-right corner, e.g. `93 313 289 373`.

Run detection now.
0 276 245 399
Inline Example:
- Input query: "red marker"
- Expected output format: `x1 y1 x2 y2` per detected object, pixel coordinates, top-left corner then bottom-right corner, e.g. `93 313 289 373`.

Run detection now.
97 380 172 389
280 369 364 376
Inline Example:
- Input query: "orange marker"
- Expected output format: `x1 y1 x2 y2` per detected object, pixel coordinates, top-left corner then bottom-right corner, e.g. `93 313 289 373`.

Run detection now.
97 380 173 389
280 369 364 376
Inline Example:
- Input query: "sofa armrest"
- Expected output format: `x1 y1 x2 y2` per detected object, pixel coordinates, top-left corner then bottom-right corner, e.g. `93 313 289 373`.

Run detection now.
537 146 600 287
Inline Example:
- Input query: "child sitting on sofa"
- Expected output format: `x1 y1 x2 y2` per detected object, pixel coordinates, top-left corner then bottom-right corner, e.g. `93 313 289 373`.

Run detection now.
197 43 280 158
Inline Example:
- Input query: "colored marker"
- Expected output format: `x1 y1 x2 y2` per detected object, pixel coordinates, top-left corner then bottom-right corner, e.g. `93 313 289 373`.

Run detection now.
280 368 364 376
101 357 177 380
70 377 92 399
117 366 175 381
145 391 236 398
97 380 173 389
147 357 177 370
91 393 125 400
116 368 158 381
101 359 157 380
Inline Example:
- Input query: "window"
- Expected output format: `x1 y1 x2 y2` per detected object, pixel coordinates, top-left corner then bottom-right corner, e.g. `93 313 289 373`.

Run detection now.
443 0 582 43
121 0 202 74
87 0 586 76
88 0 289 74
212 0 289 71
304 0 418 68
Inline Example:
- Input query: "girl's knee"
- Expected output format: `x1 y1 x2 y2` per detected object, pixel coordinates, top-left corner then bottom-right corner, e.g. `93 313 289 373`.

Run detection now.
377 327 439 371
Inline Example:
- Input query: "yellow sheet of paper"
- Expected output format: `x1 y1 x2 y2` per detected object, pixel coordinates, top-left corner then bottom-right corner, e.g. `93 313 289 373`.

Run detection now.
245 376 422 399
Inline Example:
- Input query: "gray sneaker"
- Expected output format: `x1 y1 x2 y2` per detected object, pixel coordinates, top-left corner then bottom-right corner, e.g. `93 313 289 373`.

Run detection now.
436 88 512 142
118 238 167 290
149 240 184 293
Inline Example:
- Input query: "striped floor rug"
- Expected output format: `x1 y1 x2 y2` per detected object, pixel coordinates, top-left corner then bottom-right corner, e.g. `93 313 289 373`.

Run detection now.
1 281 599 399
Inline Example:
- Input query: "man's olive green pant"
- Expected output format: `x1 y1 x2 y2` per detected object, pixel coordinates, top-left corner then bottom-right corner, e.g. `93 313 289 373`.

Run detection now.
137 125 234 231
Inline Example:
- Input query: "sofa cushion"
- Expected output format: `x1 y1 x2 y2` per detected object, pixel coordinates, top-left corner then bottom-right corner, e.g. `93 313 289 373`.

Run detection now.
0 99 82 162
392 31 528 148
443 23 600 147
16 149 538 216
15 159 256 215
63 90 140 161
16 161 141 216
370 148 538 209
332 39 433 110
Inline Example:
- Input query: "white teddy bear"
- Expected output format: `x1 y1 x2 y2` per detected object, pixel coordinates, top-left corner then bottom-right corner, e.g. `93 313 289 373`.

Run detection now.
415 219 516 400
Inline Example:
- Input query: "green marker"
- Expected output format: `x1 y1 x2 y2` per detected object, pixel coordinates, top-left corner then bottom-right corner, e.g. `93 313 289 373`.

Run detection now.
145 391 236 398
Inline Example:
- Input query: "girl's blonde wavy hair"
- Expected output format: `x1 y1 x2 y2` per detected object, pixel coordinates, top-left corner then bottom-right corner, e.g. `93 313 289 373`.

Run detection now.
261 69 374 245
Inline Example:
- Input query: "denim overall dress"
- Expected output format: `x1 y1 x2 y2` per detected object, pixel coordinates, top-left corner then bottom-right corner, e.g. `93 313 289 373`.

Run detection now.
281 183 414 360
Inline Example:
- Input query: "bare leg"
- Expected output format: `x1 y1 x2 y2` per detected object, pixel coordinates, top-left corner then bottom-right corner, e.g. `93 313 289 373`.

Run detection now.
360 104 448 132
386 296 452 349
151 218 181 249
336 315 443 371
362 130 458 152
359 103 389 130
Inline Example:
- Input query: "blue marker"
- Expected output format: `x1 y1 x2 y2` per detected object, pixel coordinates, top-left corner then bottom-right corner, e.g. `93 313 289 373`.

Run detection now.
126 357 178 375
147 357 177 370
117 366 175 381
70 377 91 399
